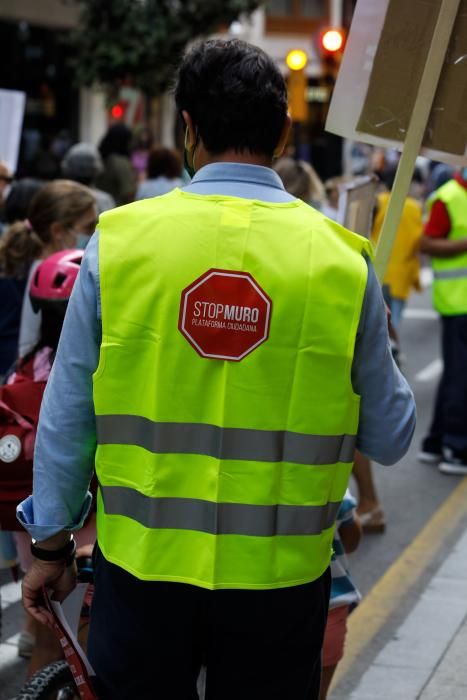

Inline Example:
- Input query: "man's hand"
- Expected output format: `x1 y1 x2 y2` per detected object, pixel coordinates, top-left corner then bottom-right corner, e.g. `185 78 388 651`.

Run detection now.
22 559 77 628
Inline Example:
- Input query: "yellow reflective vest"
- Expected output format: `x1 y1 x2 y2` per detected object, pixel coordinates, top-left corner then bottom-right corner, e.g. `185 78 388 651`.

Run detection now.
94 189 372 590
428 179 467 315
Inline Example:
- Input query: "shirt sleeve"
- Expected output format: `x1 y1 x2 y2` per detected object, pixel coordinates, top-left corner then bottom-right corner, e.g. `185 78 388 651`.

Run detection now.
16 233 101 541
424 199 451 238
352 260 416 465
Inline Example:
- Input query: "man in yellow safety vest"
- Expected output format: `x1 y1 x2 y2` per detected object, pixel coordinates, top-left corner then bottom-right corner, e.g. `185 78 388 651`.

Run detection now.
18 39 415 699
419 169 467 475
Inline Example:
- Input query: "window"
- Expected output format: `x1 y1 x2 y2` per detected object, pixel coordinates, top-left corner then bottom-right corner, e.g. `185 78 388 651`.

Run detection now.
267 0 293 13
266 0 327 33
301 0 324 17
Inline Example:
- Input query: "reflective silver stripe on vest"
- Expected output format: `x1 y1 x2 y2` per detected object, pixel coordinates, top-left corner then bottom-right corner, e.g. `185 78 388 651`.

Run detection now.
433 268 467 280
96 415 356 465
100 485 341 536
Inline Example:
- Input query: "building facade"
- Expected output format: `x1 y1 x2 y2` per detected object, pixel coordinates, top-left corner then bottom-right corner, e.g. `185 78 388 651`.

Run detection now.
0 0 106 176
0 0 356 177
224 1 356 177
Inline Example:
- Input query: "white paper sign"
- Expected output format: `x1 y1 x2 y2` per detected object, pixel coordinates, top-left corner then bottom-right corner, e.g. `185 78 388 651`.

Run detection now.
48 583 95 677
0 89 26 173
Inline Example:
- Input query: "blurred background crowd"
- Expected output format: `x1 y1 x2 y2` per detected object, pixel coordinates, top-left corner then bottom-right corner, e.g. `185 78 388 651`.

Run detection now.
0 120 455 378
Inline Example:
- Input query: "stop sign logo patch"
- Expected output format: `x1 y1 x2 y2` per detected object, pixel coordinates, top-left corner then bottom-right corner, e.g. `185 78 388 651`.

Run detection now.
179 269 272 361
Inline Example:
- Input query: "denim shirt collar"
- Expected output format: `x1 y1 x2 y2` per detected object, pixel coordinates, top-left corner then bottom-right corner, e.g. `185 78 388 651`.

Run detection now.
190 162 286 192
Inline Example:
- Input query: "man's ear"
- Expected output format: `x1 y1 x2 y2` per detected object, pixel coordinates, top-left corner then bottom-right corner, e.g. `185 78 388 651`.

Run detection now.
273 113 292 159
182 110 197 148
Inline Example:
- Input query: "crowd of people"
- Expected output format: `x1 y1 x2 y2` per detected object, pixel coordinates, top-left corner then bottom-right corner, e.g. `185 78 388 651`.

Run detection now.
0 127 186 377
0 126 186 672
0 37 463 699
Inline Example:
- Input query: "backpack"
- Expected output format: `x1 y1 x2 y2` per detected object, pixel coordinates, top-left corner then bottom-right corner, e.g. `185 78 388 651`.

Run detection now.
0 349 52 531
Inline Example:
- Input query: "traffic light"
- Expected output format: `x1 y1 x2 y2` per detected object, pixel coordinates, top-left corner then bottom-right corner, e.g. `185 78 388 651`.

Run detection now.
286 49 309 123
109 100 128 122
286 49 308 72
319 28 346 83
111 103 124 119
321 29 345 55
315 28 346 178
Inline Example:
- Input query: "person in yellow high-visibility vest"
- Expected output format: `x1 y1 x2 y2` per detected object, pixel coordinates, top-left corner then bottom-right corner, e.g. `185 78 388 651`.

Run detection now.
18 39 415 700
419 170 467 475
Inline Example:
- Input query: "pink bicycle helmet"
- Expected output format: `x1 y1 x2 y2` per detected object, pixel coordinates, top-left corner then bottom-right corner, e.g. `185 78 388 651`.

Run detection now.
30 249 83 312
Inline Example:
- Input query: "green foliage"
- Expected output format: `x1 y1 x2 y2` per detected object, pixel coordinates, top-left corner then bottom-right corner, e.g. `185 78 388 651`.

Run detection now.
68 0 263 97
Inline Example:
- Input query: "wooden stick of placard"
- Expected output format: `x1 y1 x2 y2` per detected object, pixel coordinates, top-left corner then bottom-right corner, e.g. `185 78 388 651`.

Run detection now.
374 0 461 282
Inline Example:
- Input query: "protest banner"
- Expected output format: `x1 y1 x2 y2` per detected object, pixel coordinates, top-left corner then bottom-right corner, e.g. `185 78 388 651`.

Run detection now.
326 0 467 280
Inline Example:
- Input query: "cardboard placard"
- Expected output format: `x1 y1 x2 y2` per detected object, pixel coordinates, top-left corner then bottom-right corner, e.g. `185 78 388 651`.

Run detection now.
326 0 467 166
327 0 465 280
336 175 378 238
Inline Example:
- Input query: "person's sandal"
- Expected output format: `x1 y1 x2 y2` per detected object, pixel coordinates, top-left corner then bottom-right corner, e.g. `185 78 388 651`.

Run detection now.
358 506 386 534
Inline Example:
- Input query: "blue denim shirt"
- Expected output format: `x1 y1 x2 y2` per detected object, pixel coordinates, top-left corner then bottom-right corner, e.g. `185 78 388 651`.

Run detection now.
17 163 416 540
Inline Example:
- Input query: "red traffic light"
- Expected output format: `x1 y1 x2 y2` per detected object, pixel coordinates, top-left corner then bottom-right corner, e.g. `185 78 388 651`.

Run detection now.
321 29 345 53
110 103 125 119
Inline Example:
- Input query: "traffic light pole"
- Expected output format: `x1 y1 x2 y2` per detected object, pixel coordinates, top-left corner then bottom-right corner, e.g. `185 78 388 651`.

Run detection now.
330 0 343 26
374 0 461 282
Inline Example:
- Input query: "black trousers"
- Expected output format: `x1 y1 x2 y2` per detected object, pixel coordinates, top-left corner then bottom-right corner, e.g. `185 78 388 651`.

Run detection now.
425 314 467 453
87 548 331 700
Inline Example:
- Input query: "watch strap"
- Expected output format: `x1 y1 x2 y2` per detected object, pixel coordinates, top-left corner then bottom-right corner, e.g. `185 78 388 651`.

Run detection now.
31 536 76 565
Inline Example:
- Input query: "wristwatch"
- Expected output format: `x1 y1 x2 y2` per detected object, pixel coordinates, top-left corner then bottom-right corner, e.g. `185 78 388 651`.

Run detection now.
30 535 76 566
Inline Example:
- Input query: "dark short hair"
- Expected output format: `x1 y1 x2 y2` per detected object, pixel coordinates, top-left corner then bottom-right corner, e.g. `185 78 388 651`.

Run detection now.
147 147 182 180
175 39 288 157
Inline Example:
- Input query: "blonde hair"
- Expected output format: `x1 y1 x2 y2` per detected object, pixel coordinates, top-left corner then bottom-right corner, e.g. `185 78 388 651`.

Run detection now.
274 157 325 203
0 179 94 277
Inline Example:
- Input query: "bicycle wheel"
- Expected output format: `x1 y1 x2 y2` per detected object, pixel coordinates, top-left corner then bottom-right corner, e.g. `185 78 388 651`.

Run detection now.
16 660 78 700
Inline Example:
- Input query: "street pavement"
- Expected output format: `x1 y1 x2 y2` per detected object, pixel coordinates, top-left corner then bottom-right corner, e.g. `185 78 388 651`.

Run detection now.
1 268 467 699
347 527 467 700
0 577 27 698
332 270 467 699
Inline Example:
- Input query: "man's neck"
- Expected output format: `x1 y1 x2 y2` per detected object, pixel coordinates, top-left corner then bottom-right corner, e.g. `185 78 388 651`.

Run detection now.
198 150 273 170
